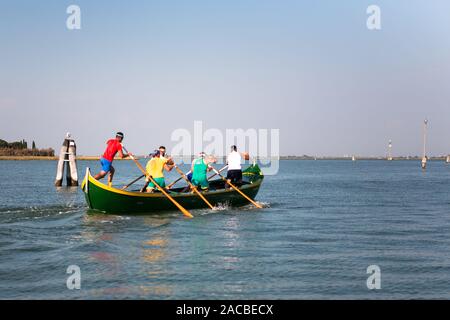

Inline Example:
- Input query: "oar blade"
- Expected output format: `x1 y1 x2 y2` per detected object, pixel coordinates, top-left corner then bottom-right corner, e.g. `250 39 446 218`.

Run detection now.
212 168 263 209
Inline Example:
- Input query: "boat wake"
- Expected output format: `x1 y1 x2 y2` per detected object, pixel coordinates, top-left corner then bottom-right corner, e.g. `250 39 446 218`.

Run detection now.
237 201 271 211
0 204 84 223
196 201 271 216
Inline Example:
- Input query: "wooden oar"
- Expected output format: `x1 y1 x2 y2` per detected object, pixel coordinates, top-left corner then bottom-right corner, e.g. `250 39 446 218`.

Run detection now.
167 164 227 188
122 146 193 218
210 167 263 209
122 174 145 190
207 165 228 181
166 170 191 189
173 164 214 210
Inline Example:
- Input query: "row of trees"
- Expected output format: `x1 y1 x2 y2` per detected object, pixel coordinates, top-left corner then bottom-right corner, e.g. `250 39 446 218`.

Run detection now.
0 139 54 156
0 139 37 149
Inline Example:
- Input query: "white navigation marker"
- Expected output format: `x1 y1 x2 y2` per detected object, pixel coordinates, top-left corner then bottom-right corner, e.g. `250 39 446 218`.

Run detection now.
387 140 393 161
421 119 428 170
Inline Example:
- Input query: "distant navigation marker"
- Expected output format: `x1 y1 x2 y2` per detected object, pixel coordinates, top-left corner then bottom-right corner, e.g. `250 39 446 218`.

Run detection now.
55 132 78 186
387 140 393 161
421 119 428 170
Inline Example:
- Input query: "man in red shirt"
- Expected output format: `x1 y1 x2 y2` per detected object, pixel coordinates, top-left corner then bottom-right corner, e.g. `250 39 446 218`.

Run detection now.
94 132 130 186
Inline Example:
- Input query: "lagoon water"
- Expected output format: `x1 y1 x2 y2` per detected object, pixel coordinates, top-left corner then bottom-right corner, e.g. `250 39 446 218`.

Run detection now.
1 159 450 299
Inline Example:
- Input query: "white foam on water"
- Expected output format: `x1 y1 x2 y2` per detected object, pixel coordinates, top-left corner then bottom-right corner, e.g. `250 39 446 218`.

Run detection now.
212 203 231 211
114 215 131 221
100 220 114 224
188 202 232 216
257 201 271 208
232 201 271 212
194 201 270 216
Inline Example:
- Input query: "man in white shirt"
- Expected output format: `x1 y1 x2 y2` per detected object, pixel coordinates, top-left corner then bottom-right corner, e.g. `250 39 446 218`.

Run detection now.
226 145 248 185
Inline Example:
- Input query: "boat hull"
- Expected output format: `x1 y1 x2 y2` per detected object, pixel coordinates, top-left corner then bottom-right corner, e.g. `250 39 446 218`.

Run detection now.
81 165 263 214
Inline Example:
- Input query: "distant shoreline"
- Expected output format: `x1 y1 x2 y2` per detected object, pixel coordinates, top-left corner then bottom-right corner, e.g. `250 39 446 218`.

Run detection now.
279 156 448 161
0 155 448 161
0 156 97 161
0 156 143 161
0 156 59 160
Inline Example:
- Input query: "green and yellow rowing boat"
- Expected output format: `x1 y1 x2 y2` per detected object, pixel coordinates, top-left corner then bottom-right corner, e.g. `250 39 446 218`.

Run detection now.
81 164 264 214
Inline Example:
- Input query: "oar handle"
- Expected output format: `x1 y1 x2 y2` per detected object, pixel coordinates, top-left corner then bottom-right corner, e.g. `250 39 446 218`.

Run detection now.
122 174 145 190
122 145 131 158
167 170 192 189
207 165 228 181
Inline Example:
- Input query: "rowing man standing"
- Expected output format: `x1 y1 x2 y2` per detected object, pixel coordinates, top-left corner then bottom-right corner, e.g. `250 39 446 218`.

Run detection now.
226 145 249 186
191 152 217 191
140 149 174 193
94 132 130 186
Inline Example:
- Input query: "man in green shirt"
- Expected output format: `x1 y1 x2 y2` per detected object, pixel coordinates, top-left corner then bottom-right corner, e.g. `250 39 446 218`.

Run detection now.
191 152 217 191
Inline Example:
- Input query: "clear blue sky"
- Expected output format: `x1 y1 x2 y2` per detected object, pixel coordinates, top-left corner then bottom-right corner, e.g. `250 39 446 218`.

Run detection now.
1 0 449 156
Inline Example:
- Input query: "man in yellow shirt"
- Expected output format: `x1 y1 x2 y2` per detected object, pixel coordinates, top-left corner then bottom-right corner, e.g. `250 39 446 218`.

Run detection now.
140 149 174 193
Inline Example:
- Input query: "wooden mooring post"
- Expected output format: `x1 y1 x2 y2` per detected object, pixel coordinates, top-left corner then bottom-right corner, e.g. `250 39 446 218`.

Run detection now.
55 133 78 186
